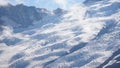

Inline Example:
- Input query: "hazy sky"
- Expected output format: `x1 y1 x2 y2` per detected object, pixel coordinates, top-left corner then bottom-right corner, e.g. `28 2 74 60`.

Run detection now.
8 0 85 10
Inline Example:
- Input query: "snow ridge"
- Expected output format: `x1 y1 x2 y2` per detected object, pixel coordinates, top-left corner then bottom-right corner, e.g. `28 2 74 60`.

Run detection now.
0 0 120 68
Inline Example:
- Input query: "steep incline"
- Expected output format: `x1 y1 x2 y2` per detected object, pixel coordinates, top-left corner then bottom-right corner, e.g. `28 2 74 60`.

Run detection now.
0 0 120 68
0 4 64 31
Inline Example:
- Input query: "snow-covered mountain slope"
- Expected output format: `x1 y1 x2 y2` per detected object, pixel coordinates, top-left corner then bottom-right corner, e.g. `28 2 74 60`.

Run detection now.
0 4 64 32
0 0 120 68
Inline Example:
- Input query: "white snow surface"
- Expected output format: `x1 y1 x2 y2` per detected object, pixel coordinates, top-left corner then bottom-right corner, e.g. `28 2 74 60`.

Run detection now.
0 0 120 68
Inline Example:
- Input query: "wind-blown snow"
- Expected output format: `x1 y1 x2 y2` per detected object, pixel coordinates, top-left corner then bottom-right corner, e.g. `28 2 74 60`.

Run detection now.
0 0 120 68
0 0 9 6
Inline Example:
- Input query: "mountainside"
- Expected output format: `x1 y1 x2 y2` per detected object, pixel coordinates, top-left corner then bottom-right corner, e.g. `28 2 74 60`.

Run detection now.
0 0 120 68
0 4 64 30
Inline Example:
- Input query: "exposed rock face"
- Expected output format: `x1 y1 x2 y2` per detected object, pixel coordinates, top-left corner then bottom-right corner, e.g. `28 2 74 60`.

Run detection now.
0 4 64 28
